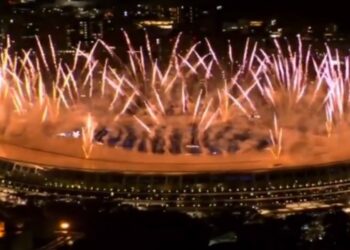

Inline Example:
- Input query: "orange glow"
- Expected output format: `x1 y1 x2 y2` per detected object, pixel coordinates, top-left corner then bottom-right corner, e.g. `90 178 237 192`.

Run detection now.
59 221 70 230
0 221 5 238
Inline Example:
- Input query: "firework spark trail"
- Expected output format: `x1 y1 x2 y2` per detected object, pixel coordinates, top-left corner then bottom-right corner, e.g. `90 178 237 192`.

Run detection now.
41 105 48 123
181 80 187 113
160 64 172 87
64 64 79 98
139 46 147 83
205 60 214 80
228 40 234 74
11 89 23 113
242 38 250 70
231 79 258 113
226 92 250 118
113 91 137 122
101 59 109 98
150 88 164 115
144 32 154 66
223 80 230 115
123 31 147 85
191 52 212 76
48 35 58 70
345 56 350 81
6 70 25 102
205 38 221 71
325 102 333 137
72 42 81 71
108 76 125 110
108 91 119 112
83 41 99 72
198 98 213 127
35 36 49 71
216 87 229 121
82 113 96 158
59 66 75 102
18 49 33 76
160 32 182 88
248 42 258 70
37 74 46 106
268 114 283 159
133 115 152 134
304 45 312 81
311 57 327 105
56 87 70 109
151 60 158 87
249 69 265 96
179 55 198 76
145 102 160 124
97 39 115 57
193 89 203 120
204 109 219 131
164 75 178 93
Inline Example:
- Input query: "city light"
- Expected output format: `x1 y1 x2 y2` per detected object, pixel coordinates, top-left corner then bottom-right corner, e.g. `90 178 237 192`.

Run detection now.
137 20 174 29
59 221 70 230
249 21 263 27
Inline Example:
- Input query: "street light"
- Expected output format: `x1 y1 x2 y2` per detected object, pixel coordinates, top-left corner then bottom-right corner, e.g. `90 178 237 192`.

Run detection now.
59 221 70 231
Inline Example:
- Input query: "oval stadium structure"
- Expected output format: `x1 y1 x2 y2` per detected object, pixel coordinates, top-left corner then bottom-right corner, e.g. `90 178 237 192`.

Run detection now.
0 141 350 215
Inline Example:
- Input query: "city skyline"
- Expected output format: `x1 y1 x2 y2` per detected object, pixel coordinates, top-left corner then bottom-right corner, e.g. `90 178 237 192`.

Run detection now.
0 2 348 35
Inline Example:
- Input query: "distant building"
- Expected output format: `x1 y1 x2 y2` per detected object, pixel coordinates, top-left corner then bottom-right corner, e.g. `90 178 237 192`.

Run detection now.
8 0 36 4
324 23 338 38
0 19 5 49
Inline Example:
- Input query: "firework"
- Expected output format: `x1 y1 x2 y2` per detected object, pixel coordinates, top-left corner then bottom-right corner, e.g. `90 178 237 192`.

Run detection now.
0 35 349 165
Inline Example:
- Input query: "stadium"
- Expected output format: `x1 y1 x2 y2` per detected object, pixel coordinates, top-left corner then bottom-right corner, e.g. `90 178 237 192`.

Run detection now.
1 143 350 214
0 36 350 214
